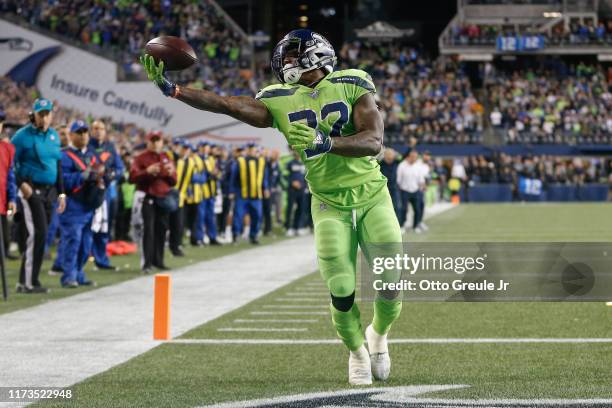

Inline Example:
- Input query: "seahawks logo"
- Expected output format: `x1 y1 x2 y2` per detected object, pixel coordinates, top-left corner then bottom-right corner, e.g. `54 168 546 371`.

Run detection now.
200 385 612 408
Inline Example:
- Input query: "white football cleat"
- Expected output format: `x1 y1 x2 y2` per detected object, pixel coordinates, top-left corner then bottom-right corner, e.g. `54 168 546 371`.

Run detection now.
285 228 296 237
365 324 390 381
348 345 372 385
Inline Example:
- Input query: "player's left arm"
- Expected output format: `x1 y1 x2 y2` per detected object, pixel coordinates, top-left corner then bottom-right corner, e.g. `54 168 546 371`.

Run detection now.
329 93 383 158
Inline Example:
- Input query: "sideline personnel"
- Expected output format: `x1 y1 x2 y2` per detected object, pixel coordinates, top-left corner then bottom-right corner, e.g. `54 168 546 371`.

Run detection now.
12 98 65 293
59 120 104 288
129 132 177 273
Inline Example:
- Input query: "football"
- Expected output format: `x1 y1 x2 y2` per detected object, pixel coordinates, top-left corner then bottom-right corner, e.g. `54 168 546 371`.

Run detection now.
144 36 197 71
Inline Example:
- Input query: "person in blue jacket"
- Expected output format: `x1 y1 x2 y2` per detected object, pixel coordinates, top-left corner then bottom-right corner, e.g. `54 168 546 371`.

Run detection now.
88 120 124 271
12 98 66 294
59 120 105 288
47 124 69 275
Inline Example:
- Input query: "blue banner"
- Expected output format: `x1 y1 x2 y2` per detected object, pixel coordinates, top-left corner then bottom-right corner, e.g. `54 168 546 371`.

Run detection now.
497 35 544 52
518 177 543 196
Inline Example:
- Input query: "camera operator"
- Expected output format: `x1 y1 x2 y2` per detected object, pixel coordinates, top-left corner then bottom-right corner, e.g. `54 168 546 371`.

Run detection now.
129 131 176 273
11 98 65 294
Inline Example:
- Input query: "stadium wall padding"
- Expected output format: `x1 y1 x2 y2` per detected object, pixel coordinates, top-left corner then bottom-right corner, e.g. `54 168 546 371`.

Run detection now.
466 183 609 202
391 144 612 157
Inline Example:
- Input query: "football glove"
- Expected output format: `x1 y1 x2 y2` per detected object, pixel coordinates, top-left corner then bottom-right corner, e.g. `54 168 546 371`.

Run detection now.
286 122 333 160
140 54 177 97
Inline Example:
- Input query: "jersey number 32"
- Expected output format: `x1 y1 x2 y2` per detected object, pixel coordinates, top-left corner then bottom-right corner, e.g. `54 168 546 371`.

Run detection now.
288 101 349 137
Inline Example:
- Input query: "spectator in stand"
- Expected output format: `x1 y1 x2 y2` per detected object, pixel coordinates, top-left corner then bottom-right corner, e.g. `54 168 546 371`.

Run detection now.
486 62 611 144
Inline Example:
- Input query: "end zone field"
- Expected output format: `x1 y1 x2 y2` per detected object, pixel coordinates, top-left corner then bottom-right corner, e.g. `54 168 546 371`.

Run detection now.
35 203 612 407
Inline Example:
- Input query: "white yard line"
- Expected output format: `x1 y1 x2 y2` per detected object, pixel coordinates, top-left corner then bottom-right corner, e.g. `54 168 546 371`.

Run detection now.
274 298 326 302
233 319 319 323
250 311 329 316
169 337 612 345
261 305 328 309
217 328 308 332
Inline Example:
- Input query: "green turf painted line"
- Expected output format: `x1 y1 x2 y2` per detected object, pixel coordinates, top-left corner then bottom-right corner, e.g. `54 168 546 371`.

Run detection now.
249 311 328 315
216 328 308 332
261 305 328 309
273 298 326 301
285 291 327 295
168 337 612 345
233 319 320 323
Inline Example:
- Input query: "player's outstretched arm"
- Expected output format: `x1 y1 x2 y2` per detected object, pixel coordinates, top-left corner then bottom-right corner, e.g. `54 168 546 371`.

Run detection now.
177 87 272 128
141 55 272 128
330 92 383 157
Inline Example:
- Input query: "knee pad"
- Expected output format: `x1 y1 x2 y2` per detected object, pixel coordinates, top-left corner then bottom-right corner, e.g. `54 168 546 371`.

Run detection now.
331 291 355 312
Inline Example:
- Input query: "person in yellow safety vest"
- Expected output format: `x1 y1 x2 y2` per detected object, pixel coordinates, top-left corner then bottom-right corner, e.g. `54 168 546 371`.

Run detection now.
183 143 205 246
196 141 221 245
168 139 192 256
229 142 269 244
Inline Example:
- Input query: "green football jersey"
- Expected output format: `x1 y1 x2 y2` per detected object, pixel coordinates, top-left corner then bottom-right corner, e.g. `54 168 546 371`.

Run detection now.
256 69 387 210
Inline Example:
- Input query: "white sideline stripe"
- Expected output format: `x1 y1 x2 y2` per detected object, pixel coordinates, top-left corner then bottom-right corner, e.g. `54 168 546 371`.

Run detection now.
274 298 325 302
234 319 319 323
262 305 327 309
250 311 328 316
286 291 327 295
169 337 612 345
303 283 326 286
217 328 308 332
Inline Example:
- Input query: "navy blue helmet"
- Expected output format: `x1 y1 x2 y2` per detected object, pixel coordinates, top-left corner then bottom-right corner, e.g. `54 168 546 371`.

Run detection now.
271 29 336 84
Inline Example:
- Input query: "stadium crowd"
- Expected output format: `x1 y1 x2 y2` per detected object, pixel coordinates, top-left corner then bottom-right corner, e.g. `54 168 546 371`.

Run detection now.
446 153 612 184
5 0 487 145
449 19 612 46
338 43 485 145
2 0 255 93
485 63 612 144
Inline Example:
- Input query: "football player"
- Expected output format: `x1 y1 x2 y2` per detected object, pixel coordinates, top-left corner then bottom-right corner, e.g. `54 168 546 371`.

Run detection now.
141 29 403 385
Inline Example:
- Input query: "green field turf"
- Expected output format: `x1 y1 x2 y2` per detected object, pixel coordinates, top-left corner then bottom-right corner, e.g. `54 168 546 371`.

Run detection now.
35 203 612 407
0 229 288 315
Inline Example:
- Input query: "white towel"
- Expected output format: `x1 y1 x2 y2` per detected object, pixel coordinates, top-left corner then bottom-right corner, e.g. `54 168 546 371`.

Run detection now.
91 200 108 234
130 191 146 269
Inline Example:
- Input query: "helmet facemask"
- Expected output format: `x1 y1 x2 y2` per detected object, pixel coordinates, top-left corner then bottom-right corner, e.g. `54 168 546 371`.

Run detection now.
271 31 337 84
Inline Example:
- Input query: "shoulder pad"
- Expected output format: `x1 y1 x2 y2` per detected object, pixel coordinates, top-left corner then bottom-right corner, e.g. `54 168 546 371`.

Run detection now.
255 85 299 99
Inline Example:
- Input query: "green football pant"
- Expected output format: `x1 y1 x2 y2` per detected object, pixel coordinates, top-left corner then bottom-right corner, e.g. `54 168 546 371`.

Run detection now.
312 188 403 351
